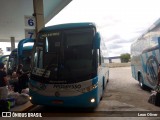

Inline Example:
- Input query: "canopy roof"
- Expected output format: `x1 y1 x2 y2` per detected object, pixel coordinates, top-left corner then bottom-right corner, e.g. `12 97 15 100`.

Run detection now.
0 0 72 42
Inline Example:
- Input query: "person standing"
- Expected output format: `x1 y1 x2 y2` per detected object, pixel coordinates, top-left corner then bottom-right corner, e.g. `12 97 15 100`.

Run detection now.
0 62 8 99
16 64 29 93
16 64 23 75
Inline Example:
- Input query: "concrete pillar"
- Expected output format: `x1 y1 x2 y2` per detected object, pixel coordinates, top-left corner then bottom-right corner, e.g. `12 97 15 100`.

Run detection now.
11 37 15 51
33 0 44 38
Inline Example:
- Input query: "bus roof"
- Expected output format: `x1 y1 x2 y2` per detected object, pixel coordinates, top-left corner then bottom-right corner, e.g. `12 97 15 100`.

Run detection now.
40 22 96 32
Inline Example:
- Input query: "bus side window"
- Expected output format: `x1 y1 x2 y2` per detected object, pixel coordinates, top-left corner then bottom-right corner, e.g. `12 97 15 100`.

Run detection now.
150 36 158 47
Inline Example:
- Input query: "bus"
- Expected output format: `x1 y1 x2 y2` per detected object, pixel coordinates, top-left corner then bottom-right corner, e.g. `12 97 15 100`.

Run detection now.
7 38 34 75
131 26 160 89
29 22 109 108
0 55 9 65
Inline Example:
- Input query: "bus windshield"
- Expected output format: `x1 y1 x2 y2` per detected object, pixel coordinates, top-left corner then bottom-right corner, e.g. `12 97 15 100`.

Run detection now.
32 28 96 83
20 50 32 72
8 49 32 74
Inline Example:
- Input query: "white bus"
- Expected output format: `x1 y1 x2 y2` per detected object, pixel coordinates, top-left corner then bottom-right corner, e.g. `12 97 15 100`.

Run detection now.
131 21 160 89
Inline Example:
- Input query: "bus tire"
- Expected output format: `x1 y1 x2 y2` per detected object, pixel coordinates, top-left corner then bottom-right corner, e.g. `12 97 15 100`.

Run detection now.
100 77 105 101
107 71 109 83
138 73 146 89
107 78 109 83
103 76 105 90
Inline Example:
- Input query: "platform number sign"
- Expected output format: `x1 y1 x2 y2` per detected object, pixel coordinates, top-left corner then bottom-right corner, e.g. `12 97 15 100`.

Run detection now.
28 19 34 26
25 29 35 39
25 16 35 38
25 16 35 27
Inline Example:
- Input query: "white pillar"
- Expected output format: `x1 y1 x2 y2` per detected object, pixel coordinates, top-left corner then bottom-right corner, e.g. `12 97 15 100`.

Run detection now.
11 37 15 51
33 0 44 38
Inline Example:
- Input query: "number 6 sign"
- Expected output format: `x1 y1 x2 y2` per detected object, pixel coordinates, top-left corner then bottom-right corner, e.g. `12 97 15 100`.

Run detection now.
28 19 34 26
25 16 35 27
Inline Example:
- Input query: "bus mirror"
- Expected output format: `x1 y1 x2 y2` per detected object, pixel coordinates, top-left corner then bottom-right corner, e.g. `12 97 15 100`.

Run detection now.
18 38 35 57
93 32 100 49
158 37 160 46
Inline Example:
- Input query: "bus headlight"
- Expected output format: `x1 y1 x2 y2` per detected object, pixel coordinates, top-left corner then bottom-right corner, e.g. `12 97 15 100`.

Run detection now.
80 84 98 93
29 96 32 100
90 98 95 103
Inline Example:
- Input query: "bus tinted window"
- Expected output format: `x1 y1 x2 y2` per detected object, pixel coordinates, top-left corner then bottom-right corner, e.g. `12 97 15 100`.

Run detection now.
66 32 93 46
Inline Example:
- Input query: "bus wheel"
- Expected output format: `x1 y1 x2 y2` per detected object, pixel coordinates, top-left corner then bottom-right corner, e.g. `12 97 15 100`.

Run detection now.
107 71 109 83
100 77 105 101
139 74 146 89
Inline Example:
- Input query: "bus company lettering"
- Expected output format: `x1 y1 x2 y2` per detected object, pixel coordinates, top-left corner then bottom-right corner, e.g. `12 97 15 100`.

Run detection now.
53 84 81 89
41 32 60 38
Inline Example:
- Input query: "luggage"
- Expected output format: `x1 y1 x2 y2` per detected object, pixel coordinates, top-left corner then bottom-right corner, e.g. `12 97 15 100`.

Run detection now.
155 92 160 106
148 91 156 104
16 93 29 105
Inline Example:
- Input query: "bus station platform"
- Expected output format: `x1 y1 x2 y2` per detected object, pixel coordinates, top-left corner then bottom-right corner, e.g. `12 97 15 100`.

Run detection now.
10 101 34 112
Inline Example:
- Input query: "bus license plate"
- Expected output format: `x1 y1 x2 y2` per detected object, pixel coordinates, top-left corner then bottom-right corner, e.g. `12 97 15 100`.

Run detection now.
53 100 63 104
